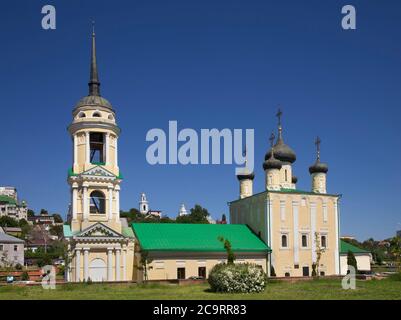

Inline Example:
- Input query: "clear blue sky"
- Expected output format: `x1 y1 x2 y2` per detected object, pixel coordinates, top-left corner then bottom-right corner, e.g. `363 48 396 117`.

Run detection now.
1 0 400 241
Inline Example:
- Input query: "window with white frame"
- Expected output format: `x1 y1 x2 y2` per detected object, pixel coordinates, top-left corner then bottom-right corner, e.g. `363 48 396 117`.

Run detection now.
301 234 308 248
321 235 327 248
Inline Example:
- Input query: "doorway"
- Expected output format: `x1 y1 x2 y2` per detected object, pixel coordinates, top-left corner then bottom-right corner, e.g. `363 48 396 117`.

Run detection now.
302 266 310 277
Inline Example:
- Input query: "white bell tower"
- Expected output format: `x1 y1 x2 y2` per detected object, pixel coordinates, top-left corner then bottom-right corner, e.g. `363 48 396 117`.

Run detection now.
139 193 149 214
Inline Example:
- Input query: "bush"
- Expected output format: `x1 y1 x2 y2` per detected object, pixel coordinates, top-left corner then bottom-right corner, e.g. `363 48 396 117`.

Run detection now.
208 263 267 293
21 271 30 281
389 272 401 282
15 263 23 271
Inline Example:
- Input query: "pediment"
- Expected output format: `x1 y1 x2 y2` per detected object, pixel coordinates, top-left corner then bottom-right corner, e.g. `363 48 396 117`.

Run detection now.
76 223 123 238
81 166 116 178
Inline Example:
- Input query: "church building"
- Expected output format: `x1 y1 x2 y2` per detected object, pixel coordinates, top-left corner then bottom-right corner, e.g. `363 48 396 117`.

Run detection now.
229 110 341 277
63 29 135 282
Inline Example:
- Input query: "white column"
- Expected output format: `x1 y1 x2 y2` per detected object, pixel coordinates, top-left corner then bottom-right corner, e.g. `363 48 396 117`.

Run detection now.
83 248 89 281
115 137 118 167
311 202 317 263
72 184 78 220
334 199 340 275
122 248 127 281
115 249 121 281
107 248 113 281
108 187 113 221
292 201 299 265
73 134 78 168
105 133 110 165
75 248 81 282
83 186 88 221
115 186 120 222
85 132 90 164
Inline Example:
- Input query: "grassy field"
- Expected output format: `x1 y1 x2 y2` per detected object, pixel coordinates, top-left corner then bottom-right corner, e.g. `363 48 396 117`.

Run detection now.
0 278 401 300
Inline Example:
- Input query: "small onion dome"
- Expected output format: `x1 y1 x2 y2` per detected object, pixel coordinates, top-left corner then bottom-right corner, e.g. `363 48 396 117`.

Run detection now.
292 176 298 184
237 171 255 181
75 95 113 110
263 154 283 171
309 160 328 174
265 139 296 164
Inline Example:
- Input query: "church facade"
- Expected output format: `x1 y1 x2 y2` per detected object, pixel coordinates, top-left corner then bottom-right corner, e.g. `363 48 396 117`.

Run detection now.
229 111 341 277
63 29 135 282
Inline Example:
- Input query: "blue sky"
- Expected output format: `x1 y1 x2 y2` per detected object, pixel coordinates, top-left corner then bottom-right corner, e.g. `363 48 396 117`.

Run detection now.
0 0 400 240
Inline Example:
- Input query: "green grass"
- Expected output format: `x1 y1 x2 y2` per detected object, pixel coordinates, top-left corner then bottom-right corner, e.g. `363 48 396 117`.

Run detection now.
0 278 400 300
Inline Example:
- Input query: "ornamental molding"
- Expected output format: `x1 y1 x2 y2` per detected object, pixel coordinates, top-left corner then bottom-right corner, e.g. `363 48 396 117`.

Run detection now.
73 222 125 240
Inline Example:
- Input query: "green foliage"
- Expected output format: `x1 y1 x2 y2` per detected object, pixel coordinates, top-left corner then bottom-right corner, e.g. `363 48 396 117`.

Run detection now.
176 204 210 224
27 209 35 217
218 236 235 264
40 209 48 215
15 263 22 270
52 214 63 223
21 271 30 281
138 251 153 281
389 272 401 282
208 263 267 293
312 263 317 277
49 225 63 238
389 236 401 271
0 216 19 227
347 250 358 273
270 266 276 277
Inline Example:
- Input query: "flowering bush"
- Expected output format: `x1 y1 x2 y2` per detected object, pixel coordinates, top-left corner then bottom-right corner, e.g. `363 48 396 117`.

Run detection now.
208 263 267 293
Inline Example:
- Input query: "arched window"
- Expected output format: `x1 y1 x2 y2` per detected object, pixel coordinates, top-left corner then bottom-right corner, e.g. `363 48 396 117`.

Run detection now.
93 111 101 118
78 112 86 118
90 191 105 214
90 132 105 163
285 169 288 181
321 235 327 248
281 234 288 248
108 114 114 120
302 234 308 248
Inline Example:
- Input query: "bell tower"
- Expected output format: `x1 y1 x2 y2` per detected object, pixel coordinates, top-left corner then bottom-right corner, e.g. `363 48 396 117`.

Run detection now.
67 27 122 233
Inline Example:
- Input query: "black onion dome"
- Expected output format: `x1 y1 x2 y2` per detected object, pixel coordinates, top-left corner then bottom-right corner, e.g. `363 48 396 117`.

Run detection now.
309 160 328 174
292 175 298 184
265 138 296 163
263 155 282 171
237 171 255 181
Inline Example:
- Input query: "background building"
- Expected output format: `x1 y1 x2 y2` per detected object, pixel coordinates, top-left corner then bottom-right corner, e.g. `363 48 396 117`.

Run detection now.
0 187 28 221
0 227 24 266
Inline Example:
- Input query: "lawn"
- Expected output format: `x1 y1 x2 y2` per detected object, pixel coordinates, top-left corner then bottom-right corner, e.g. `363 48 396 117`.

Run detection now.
0 278 401 300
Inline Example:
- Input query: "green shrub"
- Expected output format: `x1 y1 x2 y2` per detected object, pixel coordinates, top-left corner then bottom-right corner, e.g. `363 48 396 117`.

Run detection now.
389 272 401 281
21 271 30 281
208 263 267 293
15 263 23 271
312 263 317 277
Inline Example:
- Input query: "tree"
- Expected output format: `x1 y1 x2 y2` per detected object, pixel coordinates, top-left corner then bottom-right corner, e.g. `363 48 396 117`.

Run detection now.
40 209 48 216
138 251 153 282
0 216 19 227
176 204 210 224
218 236 235 264
314 232 326 276
50 225 63 238
52 213 63 223
389 236 401 271
347 250 358 273
27 209 35 217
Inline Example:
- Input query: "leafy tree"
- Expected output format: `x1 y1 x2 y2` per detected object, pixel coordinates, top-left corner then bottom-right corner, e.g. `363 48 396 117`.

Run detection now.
0 216 19 227
390 236 401 271
27 209 35 217
218 236 235 264
176 204 210 224
347 250 358 273
40 209 48 215
137 251 153 282
50 225 63 238
314 232 326 276
52 214 63 223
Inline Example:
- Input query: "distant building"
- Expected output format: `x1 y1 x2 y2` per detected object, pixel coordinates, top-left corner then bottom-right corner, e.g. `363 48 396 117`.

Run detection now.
339 240 371 275
0 227 24 266
341 235 356 241
0 186 28 221
1 227 22 237
139 193 162 218
178 204 188 217
28 212 55 225
397 230 401 238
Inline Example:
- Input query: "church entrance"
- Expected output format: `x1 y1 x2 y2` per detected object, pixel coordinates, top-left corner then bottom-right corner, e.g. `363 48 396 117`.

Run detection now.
89 258 107 282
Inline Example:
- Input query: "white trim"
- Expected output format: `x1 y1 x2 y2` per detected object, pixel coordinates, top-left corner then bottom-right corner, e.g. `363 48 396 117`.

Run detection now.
292 201 299 264
75 248 81 282
72 187 78 220
334 200 340 274
83 248 89 281
108 187 113 221
107 249 113 281
73 134 78 168
105 133 110 165
83 186 88 221
115 249 121 281
311 202 317 263
85 131 90 164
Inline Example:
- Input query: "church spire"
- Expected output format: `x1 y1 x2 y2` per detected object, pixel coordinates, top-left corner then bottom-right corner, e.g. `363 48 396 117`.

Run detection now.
88 21 101 96
276 107 283 141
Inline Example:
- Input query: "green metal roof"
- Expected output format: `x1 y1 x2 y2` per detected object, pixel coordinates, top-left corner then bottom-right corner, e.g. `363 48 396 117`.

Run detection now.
63 224 73 237
122 227 134 238
274 188 340 197
340 240 370 254
132 223 270 253
0 195 17 205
